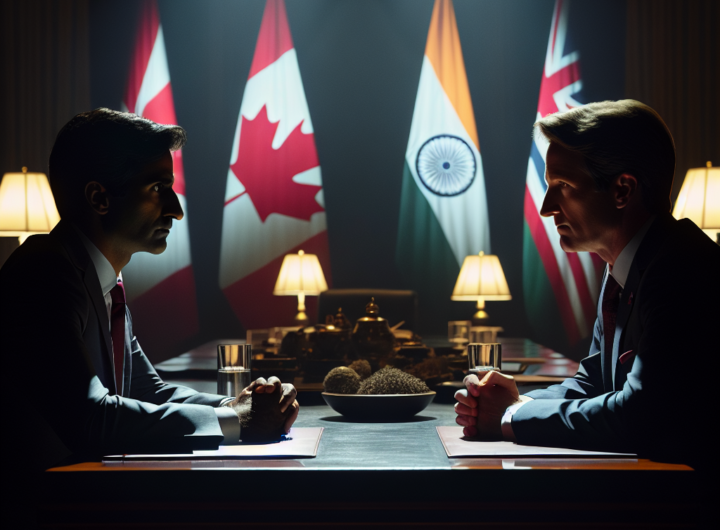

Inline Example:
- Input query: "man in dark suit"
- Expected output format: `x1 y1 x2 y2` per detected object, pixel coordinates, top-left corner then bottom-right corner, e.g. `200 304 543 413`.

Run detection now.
0 109 299 472
455 100 719 465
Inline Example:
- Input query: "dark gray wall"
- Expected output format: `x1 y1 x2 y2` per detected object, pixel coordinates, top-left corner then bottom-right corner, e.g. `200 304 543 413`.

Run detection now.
88 0 625 356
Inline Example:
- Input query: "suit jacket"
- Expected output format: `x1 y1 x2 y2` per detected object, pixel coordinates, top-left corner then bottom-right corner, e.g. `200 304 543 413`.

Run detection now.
513 215 720 464
0 221 227 470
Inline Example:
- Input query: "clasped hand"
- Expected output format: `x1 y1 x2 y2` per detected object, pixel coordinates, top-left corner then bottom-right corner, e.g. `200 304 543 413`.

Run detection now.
454 371 521 439
230 376 300 441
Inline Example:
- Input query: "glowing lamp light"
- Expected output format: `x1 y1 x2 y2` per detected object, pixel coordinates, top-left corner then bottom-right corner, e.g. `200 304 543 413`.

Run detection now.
451 251 512 321
0 168 60 243
273 250 328 322
672 162 720 244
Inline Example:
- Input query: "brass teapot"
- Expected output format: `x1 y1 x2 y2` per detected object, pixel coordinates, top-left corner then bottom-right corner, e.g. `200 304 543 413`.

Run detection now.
351 298 397 369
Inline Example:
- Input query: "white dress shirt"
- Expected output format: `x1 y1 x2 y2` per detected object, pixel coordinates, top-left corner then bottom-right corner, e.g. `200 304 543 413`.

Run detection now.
72 225 240 444
500 216 656 442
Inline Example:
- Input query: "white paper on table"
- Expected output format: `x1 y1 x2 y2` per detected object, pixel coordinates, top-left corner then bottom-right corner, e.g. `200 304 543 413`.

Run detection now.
436 426 636 458
103 427 323 462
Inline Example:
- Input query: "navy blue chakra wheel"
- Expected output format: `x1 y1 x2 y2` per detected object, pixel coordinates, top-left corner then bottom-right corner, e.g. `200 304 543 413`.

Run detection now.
415 134 476 197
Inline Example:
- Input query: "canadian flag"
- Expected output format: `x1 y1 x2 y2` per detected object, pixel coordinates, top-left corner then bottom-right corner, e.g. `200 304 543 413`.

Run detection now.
121 0 199 356
219 0 331 329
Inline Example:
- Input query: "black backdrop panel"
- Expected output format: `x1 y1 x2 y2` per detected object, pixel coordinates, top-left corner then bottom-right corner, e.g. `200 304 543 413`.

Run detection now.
89 0 624 356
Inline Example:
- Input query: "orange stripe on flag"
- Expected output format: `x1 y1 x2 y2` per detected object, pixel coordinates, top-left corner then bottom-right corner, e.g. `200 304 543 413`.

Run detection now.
424 0 479 150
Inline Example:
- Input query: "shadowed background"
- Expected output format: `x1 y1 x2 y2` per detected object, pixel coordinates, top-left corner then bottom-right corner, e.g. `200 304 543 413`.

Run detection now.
2 0 718 362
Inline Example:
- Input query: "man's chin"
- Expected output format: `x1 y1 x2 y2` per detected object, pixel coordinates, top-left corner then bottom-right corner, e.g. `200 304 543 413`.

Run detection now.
559 236 580 253
142 239 168 255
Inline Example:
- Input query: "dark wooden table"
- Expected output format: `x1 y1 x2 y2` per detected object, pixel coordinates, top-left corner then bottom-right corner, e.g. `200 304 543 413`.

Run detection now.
41 401 709 529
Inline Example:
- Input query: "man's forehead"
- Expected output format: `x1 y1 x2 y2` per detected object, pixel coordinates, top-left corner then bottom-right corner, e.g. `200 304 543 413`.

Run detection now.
546 143 588 179
136 151 174 179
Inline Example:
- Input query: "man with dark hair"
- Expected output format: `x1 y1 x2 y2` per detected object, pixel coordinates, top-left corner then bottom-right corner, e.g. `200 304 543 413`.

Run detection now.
0 108 299 471
455 100 719 466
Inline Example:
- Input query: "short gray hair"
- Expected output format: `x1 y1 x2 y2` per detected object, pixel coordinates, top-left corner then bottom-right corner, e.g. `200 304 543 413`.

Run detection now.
535 100 675 213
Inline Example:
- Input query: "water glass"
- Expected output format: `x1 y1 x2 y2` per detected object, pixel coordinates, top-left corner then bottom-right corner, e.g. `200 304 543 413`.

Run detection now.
467 343 502 379
217 344 252 397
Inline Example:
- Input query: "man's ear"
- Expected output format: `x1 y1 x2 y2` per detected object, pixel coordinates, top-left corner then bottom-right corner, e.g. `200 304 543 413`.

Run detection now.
84 181 110 215
613 173 639 210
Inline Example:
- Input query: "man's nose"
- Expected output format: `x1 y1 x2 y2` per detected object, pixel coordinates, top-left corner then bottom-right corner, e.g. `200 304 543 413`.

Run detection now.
539 189 559 218
164 189 184 221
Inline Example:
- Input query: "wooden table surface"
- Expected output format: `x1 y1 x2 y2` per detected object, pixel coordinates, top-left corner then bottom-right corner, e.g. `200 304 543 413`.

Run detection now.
41 402 708 529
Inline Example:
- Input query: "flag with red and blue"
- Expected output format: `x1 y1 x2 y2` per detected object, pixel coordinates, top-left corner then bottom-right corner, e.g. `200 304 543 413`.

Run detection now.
523 0 605 349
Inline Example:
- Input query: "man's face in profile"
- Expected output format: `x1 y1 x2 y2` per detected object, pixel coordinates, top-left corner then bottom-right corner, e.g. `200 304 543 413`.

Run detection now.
104 151 183 256
540 143 617 254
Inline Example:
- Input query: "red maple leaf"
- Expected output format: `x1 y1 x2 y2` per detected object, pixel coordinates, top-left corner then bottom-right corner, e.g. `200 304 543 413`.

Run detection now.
229 105 323 222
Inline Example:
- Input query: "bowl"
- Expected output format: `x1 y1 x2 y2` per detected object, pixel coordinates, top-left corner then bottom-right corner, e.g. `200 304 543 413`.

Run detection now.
322 392 436 421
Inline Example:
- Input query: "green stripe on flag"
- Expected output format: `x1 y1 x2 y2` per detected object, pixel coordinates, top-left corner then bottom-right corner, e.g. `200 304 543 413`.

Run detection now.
396 161 463 332
522 221 568 350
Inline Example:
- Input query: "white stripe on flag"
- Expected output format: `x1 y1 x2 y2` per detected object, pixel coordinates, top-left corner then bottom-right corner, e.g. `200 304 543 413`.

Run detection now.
545 2 579 77
229 48 314 166
218 193 326 290
404 56 490 266
135 25 170 117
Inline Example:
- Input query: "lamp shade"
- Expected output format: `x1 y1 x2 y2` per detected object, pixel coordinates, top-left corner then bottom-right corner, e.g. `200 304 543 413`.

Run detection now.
672 162 719 240
0 168 60 241
451 252 512 301
273 250 328 296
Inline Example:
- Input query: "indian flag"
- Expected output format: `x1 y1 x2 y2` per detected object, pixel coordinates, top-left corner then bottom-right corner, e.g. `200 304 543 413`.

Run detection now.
396 0 490 331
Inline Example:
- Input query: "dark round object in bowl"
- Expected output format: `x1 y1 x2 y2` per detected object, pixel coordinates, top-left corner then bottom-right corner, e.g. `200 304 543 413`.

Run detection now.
322 392 436 421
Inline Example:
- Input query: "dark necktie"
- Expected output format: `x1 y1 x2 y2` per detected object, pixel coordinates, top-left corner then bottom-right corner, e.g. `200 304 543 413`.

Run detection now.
109 280 126 396
602 274 623 359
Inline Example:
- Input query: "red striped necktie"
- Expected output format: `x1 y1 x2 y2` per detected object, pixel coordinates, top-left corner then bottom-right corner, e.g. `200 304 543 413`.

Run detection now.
109 280 126 396
602 274 623 360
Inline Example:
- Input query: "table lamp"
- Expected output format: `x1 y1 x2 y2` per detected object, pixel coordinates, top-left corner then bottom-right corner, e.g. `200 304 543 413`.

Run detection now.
672 162 719 244
451 251 511 322
273 250 328 322
0 167 60 244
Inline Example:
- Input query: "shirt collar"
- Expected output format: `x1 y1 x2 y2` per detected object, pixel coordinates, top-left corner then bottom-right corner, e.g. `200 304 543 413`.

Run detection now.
71 224 119 296
610 215 656 289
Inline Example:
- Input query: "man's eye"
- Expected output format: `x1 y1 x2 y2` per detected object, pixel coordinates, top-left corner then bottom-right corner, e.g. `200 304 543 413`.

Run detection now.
558 181 569 188
153 184 160 192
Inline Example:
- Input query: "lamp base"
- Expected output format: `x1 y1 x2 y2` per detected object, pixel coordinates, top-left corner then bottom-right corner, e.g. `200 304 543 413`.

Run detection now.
471 299 489 325
295 293 309 324
472 309 489 321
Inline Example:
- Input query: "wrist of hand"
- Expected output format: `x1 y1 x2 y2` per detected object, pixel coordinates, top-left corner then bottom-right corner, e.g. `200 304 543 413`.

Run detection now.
501 395 533 442
229 392 252 428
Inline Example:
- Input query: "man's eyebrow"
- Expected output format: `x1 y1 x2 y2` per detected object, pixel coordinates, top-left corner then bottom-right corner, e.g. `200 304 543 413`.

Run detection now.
150 172 175 184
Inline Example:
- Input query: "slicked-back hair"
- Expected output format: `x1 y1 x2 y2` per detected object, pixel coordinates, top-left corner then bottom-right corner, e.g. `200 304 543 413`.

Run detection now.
535 100 675 214
48 108 186 219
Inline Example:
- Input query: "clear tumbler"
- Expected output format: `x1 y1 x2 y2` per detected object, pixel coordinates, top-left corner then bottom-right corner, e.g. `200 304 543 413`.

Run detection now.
467 343 502 380
217 344 252 398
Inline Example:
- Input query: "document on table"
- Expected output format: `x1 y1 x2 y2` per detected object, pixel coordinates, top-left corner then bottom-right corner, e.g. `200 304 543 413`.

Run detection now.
103 427 323 462
436 427 636 458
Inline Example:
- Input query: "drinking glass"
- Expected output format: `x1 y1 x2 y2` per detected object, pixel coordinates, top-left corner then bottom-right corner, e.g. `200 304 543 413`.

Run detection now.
467 343 502 380
217 344 252 397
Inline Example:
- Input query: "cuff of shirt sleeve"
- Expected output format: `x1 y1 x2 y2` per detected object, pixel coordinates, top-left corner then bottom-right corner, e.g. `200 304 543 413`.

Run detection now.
214 406 240 445
501 396 533 442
